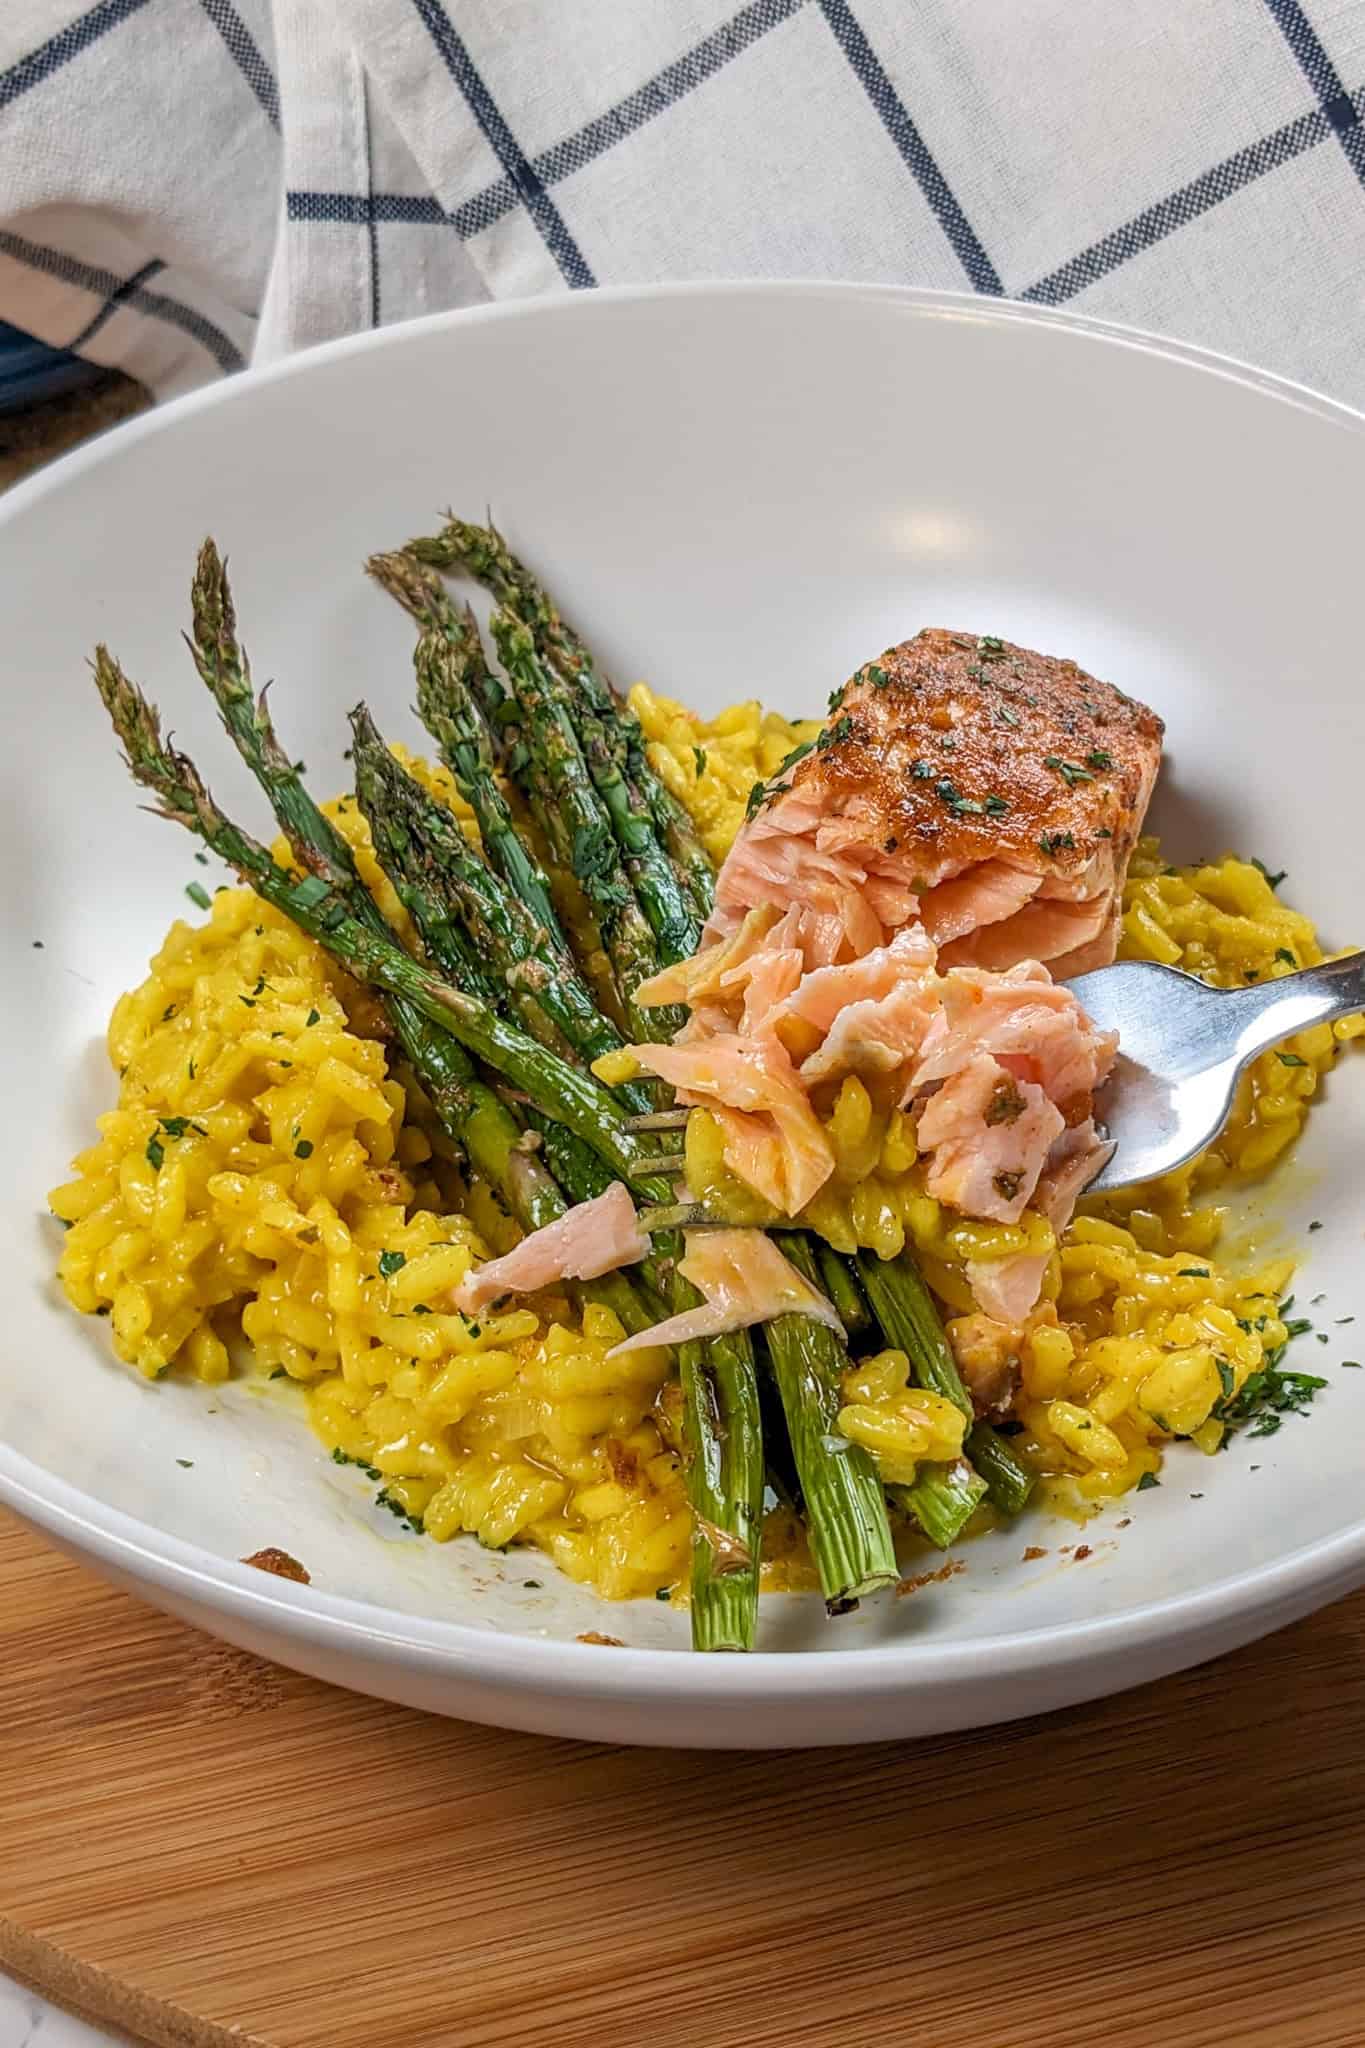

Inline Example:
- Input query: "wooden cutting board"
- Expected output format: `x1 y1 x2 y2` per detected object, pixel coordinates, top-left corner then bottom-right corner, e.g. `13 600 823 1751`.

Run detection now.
4 1508 1365 2048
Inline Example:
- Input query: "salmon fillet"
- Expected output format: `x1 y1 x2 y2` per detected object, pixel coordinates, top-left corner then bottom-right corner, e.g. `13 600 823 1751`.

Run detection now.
627 629 1158 1328
710 628 1164 977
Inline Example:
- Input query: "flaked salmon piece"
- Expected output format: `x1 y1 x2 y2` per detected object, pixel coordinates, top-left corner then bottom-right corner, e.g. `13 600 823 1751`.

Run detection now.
1034 1118 1115 1234
911 963 1117 1106
721 943 805 1038
944 1312 1024 1417
795 940 942 1087
631 1035 835 1213
915 1053 1065 1224
452 1182 648 1313
771 925 937 1039
634 905 782 1012
918 860 1042 947
607 1228 845 1358
963 1256 1051 1329
709 628 1162 972
937 893 1110 972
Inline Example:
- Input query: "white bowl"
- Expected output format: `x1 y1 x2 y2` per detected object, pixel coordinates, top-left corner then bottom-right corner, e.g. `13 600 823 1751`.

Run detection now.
3 283 1363 1747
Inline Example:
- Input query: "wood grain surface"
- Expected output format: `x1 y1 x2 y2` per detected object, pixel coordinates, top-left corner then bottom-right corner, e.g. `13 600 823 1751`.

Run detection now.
3 1511 1364 2048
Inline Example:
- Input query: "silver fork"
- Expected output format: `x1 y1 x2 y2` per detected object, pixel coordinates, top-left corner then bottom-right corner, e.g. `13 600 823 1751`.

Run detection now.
1067 953 1365 1193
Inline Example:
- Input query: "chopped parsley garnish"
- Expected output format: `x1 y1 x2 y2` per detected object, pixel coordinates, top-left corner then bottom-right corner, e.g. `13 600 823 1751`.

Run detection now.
185 881 212 911
977 635 1005 657
376 1487 424 1533
985 1080 1025 1126
1252 858 1286 890
412 1303 432 1316
1086 750 1113 770
270 1367 288 1379
1215 1360 1236 1401
332 1447 383 1480
910 758 934 780
1275 947 1296 966
692 745 707 777
1095 826 1113 839
993 1169 1023 1199
239 994 256 1008
1136 1471 1160 1491
1038 830 1075 857
827 684 846 712
1045 755 1093 786
1344 1361 1362 1370
1309 1219 1323 1232
158 1115 206 1140
866 664 889 688
1179 1267 1210 1278
996 705 1020 727
305 1008 321 1027
745 779 766 819
524 1579 544 1590
294 1138 314 1159
1275 1051 1307 1068
816 714 854 751
1283 1317 1312 1338
1214 1342 1327 1439
378 1250 407 1278
176 1458 194 1469
654 1586 672 1601
145 1134 165 1172
983 793 1010 815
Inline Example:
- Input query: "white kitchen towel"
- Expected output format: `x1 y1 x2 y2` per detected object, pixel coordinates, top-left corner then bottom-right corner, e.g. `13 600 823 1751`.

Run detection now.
3 0 1365 403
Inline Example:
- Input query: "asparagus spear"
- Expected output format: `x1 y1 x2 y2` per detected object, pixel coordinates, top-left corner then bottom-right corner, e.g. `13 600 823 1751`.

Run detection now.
773 1237 898 1606
966 1420 1037 1516
856 1250 1037 1517
891 1461 989 1552
96 649 669 1196
183 545 565 1234
490 607 673 1041
675 1275 763 1652
348 714 753 1641
408 517 716 920
350 704 658 1103
367 553 567 949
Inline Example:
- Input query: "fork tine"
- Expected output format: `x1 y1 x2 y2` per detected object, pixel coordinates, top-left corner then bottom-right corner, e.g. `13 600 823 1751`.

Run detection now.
624 1108 690 1131
625 1154 690 1179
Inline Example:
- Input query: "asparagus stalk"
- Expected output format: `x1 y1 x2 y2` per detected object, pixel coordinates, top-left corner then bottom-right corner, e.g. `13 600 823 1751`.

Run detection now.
96 651 671 1203
349 703 667 1226
966 1421 1037 1516
184 545 563 1234
771 1238 898 1607
675 1274 763 1652
367 553 567 949
409 517 716 920
348 708 752 1642
891 1460 989 1551
856 1251 1037 1517
490 606 672 1040
349 704 657 1106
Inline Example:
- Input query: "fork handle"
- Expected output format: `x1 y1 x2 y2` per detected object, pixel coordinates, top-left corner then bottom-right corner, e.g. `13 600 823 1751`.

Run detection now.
1225 950 1365 1066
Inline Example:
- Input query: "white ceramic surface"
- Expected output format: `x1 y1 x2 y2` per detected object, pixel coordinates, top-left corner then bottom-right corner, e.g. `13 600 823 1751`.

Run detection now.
2 283 1363 1747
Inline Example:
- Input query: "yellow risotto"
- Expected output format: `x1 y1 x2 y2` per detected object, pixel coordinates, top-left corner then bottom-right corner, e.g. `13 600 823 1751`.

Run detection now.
50 699 1356 1590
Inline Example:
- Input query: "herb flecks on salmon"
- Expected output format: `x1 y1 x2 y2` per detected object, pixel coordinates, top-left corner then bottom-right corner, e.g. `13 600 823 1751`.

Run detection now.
626 629 1159 1323
709 627 1164 979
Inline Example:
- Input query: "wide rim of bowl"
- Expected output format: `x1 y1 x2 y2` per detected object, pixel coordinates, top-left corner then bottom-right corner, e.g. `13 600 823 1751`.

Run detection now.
5 277 1365 1704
